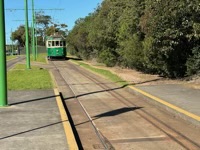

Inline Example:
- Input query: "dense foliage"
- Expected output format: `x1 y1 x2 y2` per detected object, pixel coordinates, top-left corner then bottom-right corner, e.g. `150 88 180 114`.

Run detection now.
67 0 200 78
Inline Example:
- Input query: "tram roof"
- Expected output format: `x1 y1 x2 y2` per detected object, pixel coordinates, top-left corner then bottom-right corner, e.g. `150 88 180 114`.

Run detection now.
46 35 65 41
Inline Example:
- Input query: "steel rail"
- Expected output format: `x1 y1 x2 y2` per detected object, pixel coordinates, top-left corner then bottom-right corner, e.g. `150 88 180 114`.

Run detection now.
50 61 112 150
7 56 26 70
69 61 200 150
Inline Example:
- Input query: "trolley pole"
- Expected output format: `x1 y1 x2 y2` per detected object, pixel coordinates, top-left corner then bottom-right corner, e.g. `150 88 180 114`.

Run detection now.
0 0 8 106
24 0 30 69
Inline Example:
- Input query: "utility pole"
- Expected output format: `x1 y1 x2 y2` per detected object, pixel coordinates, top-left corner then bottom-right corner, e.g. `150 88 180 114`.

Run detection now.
0 0 8 106
32 0 36 60
24 0 30 69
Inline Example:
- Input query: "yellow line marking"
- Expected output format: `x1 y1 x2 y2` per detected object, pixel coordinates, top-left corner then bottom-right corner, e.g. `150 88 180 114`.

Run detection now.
0 105 10 108
49 71 57 88
54 88 78 150
129 86 200 121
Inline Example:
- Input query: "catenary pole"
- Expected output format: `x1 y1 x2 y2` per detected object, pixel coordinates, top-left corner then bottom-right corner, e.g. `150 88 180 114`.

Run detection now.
11 29 14 55
31 22 34 56
35 19 38 59
0 0 7 106
32 0 36 60
24 0 30 69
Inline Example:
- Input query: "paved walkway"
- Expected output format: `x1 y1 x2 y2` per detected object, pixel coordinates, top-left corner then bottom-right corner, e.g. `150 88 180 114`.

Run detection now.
129 84 200 126
0 90 77 150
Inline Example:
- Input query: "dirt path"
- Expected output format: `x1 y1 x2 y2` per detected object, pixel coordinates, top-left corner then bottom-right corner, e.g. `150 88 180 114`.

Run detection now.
84 60 200 89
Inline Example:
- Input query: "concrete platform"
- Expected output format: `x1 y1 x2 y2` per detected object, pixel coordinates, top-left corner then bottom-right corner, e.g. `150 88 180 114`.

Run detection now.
128 84 200 127
0 90 77 150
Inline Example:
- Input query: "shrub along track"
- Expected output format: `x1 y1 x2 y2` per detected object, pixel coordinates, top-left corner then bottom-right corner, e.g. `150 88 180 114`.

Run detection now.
50 60 200 150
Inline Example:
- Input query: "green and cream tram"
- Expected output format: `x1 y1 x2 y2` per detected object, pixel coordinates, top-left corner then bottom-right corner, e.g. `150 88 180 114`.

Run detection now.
46 35 66 60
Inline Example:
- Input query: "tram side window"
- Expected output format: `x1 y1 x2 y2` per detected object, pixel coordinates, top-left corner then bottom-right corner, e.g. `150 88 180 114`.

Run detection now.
63 41 66 46
48 41 52 47
56 41 59 46
60 41 63 46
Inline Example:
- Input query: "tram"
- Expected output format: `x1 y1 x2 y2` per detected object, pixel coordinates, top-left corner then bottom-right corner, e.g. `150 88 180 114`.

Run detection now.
46 35 66 60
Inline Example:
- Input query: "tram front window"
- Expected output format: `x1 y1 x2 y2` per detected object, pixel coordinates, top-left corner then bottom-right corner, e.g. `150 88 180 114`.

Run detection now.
52 41 55 46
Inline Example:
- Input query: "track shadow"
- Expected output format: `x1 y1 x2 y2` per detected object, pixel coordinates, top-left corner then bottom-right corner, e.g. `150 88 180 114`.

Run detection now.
75 107 142 127
124 78 163 86
48 56 82 61
94 107 142 118
0 121 65 140
59 92 84 150
64 78 162 101
66 56 82 61
64 84 128 100
67 78 162 86
48 57 67 61
9 95 59 106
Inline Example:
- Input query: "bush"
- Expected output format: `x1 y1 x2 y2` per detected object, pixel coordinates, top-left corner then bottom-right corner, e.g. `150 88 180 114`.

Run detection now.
99 48 118 67
142 37 158 73
120 35 144 70
186 46 200 75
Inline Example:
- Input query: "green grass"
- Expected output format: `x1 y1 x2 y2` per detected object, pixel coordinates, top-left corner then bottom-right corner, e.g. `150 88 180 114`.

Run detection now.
8 64 53 90
31 53 47 63
74 61 128 86
6 55 17 60
6 53 47 63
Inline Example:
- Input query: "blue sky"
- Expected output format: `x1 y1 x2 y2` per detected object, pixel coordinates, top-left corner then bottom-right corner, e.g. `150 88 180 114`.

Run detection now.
4 0 102 44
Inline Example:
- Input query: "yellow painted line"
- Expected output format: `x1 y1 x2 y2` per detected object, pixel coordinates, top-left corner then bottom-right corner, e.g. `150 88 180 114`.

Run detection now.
49 71 57 88
0 105 10 108
129 86 200 121
54 88 78 150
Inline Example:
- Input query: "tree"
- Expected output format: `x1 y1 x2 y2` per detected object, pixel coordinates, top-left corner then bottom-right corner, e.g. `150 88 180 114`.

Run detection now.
35 11 68 45
140 0 200 77
11 25 31 46
67 0 200 78
67 15 94 59
35 11 51 36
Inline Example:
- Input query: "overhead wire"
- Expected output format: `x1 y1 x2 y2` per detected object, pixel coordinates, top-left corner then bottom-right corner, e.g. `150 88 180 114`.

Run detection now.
52 0 62 24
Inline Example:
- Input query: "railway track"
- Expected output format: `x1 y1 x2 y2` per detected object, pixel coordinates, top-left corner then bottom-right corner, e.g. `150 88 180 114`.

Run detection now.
50 60 200 150
66 80 114 149
68 61 200 150
7 56 26 70
50 60 114 149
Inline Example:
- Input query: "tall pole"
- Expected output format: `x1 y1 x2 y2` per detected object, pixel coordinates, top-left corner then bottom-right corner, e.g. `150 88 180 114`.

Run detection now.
35 22 38 59
31 22 34 56
11 29 14 55
32 0 36 60
0 0 7 106
25 0 30 69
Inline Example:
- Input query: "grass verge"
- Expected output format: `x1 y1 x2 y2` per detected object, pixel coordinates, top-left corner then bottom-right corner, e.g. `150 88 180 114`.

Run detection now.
72 61 128 86
6 55 17 61
31 53 47 63
8 64 53 90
